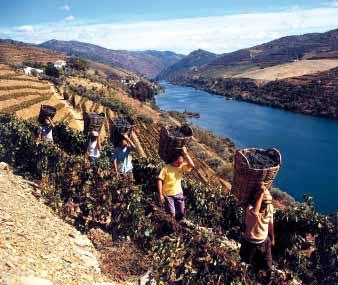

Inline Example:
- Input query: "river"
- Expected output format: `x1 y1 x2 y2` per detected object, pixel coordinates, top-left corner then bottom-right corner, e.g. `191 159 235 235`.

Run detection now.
155 82 338 213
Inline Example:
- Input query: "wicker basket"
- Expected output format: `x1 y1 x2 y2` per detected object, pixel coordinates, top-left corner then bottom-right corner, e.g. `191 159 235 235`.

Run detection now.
232 148 282 205
83 112 105 135
38 105 56 124
110 117 135 146
159 125 193 163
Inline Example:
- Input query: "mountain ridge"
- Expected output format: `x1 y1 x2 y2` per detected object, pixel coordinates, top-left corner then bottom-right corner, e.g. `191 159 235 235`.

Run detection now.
157 49 218 80
39 39 185 78
202 27 338 77
158 27 338 81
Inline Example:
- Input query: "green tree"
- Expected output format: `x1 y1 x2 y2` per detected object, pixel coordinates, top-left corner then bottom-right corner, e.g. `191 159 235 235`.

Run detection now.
45 63 60 78
67 57 89 71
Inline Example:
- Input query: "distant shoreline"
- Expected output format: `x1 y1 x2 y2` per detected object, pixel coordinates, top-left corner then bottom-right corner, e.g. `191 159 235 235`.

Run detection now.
162 78 338 122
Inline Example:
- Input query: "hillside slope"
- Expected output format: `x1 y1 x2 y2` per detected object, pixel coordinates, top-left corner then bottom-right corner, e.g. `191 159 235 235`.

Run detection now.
232 59 338 81
0 169 120 285
200 27 338 78
0 64 82 130
63 75 234 188
180 66 338 120
39 40 185 78
166 28 338 120
0 40 65 65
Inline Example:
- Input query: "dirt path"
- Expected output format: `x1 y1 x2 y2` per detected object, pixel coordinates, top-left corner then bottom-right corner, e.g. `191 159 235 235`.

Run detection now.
0 166 119 285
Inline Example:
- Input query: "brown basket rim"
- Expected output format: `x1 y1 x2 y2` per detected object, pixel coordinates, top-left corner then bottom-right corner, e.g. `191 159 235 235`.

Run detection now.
236 148 282 171
162 125 193 140
40 104 56 112
110 118 135 127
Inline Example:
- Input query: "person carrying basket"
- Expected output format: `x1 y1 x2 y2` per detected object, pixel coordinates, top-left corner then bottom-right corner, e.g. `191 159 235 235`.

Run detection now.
157 146 195 221
240 182 275 285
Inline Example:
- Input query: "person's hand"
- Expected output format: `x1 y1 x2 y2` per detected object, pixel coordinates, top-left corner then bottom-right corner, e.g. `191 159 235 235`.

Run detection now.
182 146 188 155
122 132 128 138
259 182 268 194
159 194 165 205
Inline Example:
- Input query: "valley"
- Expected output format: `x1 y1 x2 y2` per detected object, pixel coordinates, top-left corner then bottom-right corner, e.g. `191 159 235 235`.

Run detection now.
0 23 337 285
159 28 338 120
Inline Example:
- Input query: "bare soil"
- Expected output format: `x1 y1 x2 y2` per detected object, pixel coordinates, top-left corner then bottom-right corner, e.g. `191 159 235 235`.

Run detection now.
0 169 117 285
233 59 338 81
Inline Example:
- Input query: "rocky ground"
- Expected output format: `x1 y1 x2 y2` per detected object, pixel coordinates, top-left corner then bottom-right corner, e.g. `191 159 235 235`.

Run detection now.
0 163 130 285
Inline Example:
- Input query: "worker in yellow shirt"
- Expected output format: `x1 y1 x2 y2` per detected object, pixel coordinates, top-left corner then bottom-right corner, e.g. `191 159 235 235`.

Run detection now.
157 146 195 221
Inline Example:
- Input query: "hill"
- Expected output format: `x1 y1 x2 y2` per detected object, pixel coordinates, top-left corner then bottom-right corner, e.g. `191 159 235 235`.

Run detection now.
180 66 338 120
0 39 65 65
233 59 338 81
39 40 185 78
157 49 217 81
165 28 338 120
0 50 336 284
0 64 82 130
0 60 234 187
199 27 338 78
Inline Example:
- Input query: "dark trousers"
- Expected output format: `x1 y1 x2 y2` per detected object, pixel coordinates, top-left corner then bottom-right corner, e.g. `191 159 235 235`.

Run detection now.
164 192 185 221
240 237 272 280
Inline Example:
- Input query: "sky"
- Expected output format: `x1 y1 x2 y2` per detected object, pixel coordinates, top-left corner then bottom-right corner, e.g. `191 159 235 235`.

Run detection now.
1 0 338 54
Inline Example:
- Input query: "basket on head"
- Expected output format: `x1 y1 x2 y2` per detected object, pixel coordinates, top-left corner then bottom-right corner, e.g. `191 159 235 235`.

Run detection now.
110 117 135 146
159 125 193 163
38 105 56 124
232 148 282 206
83 112 105 136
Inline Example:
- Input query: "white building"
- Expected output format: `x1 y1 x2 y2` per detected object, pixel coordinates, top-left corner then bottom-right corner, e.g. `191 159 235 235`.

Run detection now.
23 66 43 76
54 60 67 69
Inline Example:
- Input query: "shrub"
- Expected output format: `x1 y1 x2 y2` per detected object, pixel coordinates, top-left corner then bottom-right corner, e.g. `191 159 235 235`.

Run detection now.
67 85 135 116
192 125 235 162
129 81 155 102
53 122 87 155
45 63 60 78
0 114 336 285
67 57 89 71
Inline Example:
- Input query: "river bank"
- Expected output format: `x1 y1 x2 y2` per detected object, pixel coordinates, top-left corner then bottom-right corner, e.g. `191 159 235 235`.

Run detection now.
168 68 338 121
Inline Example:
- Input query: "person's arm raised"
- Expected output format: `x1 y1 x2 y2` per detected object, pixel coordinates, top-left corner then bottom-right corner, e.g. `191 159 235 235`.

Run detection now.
48 117 55 128
182 146 195 169
123 132 136 149
253 183 266 215
97 136 103 151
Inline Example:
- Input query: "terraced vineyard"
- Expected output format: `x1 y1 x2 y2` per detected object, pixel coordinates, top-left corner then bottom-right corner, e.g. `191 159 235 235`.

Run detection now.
63 76 233 189
0 64 82 130
0 41 65 65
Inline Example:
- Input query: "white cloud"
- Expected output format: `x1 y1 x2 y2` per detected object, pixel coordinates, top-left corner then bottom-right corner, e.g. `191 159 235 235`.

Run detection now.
2 7 338 53
64 16 75 21
16 25 34 33
60 4 70 11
